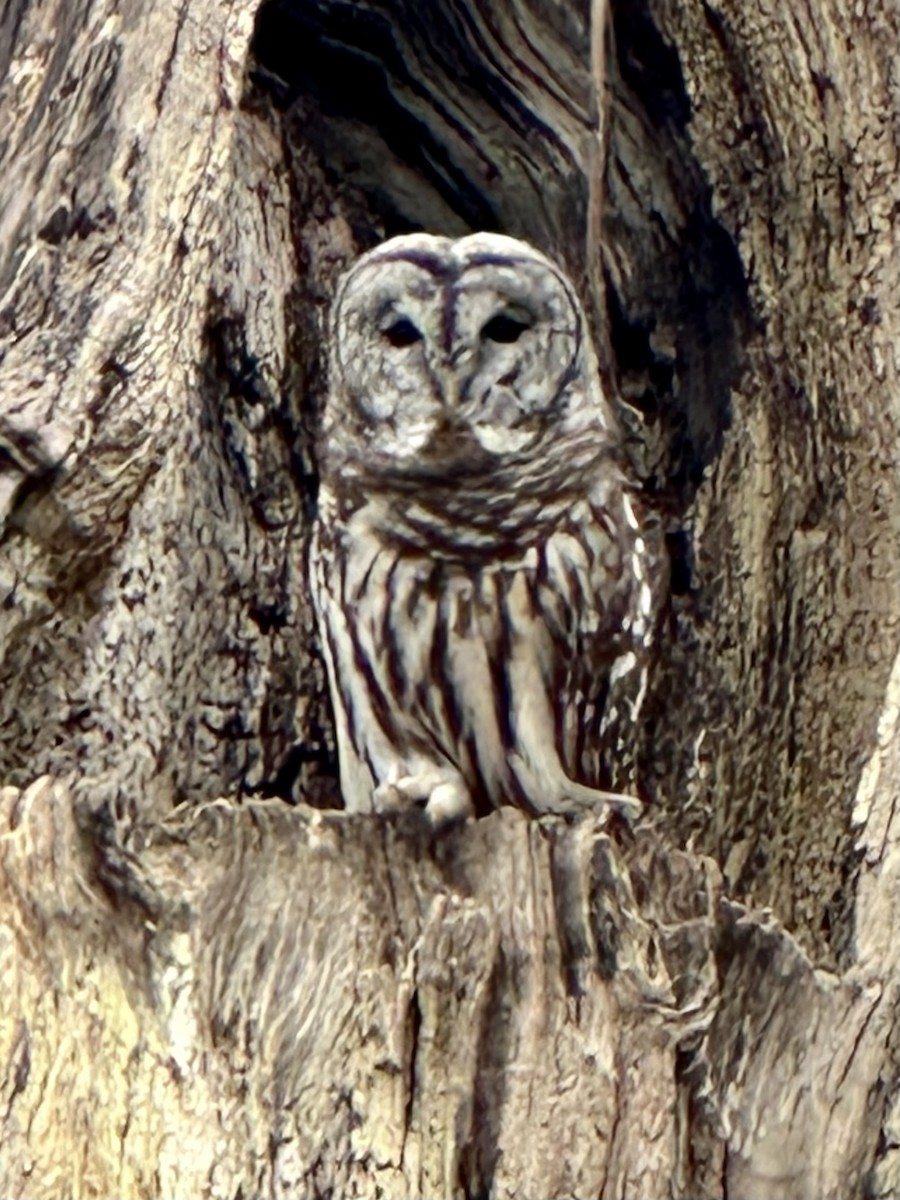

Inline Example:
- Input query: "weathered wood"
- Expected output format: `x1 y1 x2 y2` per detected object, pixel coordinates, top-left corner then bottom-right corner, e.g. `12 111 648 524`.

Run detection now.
638 0 900 962
1 768 896 1198
0 0 897 1197
0 0 329 823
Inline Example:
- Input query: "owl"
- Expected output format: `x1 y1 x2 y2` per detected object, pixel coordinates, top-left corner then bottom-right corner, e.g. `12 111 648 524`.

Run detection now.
310 233 652 825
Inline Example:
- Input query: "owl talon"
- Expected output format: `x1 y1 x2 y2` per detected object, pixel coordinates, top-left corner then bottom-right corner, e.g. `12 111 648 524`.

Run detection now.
372 781 409 814
424 780 474 827
373 768 474 827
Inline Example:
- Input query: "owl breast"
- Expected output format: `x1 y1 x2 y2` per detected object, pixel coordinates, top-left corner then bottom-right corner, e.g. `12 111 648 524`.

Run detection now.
312 477 649 821
311 232 653 824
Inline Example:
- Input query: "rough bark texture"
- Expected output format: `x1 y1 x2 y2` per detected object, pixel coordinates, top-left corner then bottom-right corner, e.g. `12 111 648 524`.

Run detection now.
0 1 897 1198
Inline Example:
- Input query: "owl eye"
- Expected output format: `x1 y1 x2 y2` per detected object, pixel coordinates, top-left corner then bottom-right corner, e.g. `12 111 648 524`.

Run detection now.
481 312 532 344
382 317 422 348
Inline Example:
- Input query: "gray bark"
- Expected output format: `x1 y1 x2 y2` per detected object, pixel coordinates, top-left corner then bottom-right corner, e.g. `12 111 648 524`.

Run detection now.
0 1 897 1198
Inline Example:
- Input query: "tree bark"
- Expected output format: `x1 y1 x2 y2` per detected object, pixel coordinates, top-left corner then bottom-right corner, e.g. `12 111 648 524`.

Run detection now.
0 1 897 1198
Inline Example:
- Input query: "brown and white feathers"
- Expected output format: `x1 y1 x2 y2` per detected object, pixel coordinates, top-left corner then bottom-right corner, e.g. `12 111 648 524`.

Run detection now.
311 233 652 824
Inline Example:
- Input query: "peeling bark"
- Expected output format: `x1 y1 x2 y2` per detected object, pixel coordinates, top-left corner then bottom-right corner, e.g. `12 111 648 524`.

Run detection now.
0 1 897 1198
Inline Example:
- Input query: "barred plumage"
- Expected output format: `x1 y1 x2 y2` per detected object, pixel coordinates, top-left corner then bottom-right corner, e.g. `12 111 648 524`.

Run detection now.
311 233 652 824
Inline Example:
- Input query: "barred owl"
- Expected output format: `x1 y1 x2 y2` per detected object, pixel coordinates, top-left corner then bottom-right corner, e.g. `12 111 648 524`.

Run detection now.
310 233 652 825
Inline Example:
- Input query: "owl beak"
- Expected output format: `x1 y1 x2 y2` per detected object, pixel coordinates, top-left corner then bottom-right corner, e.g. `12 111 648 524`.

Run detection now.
427 364 463 413
440 376 464 411
429 343 475 411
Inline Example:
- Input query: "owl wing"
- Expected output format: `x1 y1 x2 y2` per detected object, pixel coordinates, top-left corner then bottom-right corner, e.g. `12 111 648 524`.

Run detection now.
569 481 653 798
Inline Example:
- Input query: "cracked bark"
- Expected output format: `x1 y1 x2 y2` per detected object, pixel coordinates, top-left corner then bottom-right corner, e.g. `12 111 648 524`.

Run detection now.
0 1 898 1198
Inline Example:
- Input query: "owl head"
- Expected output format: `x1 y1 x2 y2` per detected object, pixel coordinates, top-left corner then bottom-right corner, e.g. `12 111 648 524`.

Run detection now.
322 233 616 486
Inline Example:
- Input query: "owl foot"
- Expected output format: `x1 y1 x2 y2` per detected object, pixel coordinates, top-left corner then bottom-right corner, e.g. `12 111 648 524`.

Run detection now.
373 765 475 827
509 754 642 820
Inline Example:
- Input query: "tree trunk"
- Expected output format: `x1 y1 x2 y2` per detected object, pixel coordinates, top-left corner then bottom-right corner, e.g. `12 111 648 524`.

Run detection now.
0 1 897 1197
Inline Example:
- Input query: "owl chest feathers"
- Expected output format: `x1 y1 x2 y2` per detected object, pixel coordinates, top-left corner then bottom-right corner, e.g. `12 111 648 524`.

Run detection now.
312 483 641 812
